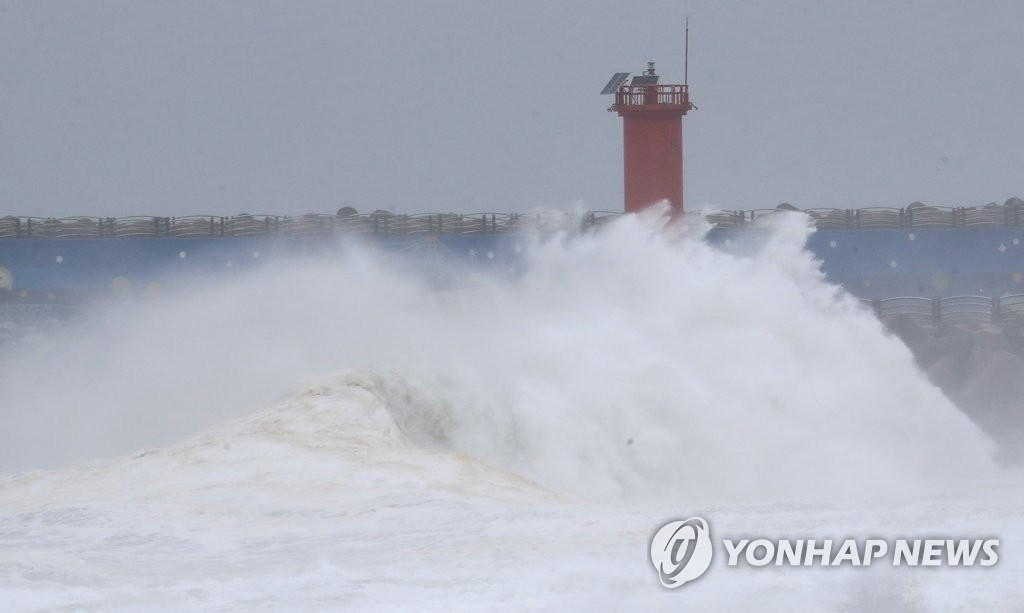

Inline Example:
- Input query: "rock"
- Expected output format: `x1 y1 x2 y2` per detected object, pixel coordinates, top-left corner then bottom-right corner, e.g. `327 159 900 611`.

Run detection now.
888 318 1024 462
885 314 927 348
927 355 970 394
954 350 1024 441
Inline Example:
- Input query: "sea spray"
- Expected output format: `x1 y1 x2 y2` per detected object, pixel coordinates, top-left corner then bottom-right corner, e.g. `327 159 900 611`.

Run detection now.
0 211 995 504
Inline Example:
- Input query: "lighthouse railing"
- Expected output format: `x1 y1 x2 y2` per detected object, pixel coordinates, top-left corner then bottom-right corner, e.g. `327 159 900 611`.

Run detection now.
613 84 690 109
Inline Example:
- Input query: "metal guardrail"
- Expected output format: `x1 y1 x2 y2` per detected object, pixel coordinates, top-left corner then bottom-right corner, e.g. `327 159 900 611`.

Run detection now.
721 204 1024 229
0 212 625 238
864 294 1024 328
0 204 1022 238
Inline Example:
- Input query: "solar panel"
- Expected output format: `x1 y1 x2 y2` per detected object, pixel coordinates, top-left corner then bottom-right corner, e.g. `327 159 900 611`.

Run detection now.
630 74 659 86
600 72 630 95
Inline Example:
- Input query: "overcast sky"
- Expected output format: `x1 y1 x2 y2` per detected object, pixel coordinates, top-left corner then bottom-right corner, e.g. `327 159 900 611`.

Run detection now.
1 0 1022 216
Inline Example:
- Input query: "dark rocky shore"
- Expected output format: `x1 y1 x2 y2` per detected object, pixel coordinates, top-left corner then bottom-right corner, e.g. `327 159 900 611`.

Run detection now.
886 313 1024 464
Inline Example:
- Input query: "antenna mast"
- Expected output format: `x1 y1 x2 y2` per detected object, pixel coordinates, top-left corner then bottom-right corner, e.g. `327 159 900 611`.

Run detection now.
684 18 689 88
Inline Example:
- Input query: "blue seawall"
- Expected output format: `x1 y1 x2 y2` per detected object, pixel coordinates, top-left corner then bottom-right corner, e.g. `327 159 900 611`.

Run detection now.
0 226 1022 303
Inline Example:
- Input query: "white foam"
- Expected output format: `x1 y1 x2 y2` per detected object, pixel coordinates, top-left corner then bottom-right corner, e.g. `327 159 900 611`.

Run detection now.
0 211 995 502
0 210 1015 609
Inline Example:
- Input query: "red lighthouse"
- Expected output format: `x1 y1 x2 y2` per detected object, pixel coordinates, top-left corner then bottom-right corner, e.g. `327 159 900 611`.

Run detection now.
602 28 695 215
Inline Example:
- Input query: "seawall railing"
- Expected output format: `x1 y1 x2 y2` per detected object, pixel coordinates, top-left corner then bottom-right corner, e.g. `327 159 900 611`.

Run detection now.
864 294 1024 329
731 204 1024 229
1 203 1023 238
0 212 622 239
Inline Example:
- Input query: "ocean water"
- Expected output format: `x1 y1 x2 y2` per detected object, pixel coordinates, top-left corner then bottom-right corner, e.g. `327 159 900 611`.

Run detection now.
1 211 1020 610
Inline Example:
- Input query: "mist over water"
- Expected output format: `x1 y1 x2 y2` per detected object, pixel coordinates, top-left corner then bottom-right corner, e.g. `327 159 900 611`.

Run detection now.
0 210 995 503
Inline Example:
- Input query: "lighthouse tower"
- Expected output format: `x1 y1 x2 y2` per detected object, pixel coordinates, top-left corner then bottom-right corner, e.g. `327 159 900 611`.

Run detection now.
601 27 695 215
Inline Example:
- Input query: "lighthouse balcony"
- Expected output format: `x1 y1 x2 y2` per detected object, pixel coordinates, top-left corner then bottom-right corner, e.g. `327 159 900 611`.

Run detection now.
611 84 693 114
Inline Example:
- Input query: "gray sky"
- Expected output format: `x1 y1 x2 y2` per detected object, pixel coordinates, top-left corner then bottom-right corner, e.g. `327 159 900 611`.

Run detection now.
1 0 1022 216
